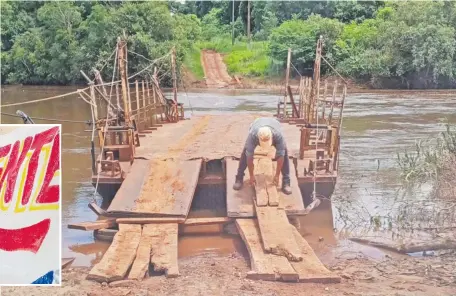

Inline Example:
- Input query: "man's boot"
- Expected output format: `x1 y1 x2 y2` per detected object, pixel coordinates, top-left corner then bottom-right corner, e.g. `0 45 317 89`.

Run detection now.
233 178 243 191
282 181 292 195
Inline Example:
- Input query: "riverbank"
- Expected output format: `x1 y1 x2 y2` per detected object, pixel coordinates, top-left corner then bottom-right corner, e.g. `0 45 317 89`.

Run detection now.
3 246 455 296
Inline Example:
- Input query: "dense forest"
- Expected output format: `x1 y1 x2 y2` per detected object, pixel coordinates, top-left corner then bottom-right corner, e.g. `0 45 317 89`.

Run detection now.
1 1 455 88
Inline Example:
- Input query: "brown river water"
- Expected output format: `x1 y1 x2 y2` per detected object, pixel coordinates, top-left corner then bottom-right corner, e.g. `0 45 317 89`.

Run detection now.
1 85 455 267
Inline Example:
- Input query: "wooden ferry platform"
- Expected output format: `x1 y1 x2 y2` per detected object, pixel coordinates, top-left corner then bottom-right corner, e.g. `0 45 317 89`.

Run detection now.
70 37 344 284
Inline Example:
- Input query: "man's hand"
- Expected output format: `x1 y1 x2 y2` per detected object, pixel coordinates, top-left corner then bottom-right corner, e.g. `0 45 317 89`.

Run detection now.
249 175 256 186
272 174 280 186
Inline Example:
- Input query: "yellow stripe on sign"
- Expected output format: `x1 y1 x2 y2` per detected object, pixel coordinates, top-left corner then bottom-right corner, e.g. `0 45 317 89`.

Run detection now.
14 151 33 213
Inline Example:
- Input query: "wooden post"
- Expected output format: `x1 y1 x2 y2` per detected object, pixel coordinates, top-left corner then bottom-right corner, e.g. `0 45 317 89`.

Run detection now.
231 0 235 46
311 37 323 123
118 38 129 123
247 0 251 46
141 80 147 127
115 83 121 111
328 80 338 124
321 80 328 120
283 48 292 118
171 46 178 121
135 80 140 130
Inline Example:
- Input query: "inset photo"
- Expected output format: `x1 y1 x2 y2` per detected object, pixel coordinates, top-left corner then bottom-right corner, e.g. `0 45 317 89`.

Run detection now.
0 124 61 286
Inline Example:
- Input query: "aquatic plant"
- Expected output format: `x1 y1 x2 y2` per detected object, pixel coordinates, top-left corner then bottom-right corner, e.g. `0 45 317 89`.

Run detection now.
397 123 456 199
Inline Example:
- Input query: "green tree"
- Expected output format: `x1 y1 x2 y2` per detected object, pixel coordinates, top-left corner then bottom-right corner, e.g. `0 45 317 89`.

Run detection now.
269 15 344 74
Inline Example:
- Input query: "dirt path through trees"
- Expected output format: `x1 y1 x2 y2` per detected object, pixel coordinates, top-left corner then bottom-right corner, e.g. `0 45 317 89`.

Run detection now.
201 50 233 88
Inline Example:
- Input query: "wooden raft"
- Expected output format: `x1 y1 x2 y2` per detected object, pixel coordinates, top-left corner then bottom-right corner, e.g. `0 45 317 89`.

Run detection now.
107 159 202 217
226 157 305 217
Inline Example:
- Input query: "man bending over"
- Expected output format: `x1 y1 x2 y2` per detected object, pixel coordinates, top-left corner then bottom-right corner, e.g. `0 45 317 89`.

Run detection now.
232 117 292 195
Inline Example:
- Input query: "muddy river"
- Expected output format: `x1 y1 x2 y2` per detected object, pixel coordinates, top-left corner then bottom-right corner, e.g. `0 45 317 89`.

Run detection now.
1 86 455 267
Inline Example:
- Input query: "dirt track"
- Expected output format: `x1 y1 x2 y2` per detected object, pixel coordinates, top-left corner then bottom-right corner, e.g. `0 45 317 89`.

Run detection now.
201 50 233 88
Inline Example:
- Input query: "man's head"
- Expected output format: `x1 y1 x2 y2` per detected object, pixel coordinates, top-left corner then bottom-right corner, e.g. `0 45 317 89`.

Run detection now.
258 126 272 149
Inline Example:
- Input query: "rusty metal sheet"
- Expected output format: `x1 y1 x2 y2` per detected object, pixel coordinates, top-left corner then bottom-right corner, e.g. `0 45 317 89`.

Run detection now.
107 159 202 218
226 158 305 218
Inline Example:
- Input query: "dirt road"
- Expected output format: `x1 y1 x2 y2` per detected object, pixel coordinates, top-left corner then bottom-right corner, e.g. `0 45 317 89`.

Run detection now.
3 248 455 296
201 50 233 88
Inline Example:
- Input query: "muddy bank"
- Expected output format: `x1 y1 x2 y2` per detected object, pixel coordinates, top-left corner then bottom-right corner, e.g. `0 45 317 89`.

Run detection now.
3 248 455 296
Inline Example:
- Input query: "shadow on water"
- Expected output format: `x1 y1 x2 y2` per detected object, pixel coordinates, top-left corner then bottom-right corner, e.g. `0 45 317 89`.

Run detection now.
2 86 455 266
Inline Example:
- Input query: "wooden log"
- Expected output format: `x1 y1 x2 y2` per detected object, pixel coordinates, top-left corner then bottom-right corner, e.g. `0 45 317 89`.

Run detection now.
290 225 341 283
149 224 179 278
236 219 298 282
255 206 303 262
116 217 185 224
87 224 142 283
68 219 116 231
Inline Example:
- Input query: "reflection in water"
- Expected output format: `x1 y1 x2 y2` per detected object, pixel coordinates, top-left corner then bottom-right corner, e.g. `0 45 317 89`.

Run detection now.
2 86 455 266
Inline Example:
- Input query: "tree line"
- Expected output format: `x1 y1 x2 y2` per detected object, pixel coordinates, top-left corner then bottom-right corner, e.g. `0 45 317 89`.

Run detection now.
2 1 455 88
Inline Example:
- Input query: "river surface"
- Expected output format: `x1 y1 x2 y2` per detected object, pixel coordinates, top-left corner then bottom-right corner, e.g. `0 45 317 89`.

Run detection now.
1 85 455 266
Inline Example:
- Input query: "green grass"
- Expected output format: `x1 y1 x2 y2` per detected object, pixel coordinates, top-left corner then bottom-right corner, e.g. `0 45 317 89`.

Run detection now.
183 44 205 80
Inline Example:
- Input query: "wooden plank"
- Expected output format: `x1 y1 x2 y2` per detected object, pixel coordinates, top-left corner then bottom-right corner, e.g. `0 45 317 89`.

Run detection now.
254 174 268 206
107 159 150 214
134 159 202 217
255 206 303 262
68 219 116 231
253 158 271 207
226 158 304 217
116 217 185 224
62 258 75 269
236 219 298 282
226 157 254 217
289 225 341 283
255 158 280 207
184 217 232 226
87 224 142 283
107 159 201 217
88 202 107 216
128 225 155 280
149 224 179 278
266 181 279 207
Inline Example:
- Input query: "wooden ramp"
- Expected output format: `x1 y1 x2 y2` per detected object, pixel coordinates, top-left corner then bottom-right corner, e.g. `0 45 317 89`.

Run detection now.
226 157 305 217
107 158 202 217
236 219 340 283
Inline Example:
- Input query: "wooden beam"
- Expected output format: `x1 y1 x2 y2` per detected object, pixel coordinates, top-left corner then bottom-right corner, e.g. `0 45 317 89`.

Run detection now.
184 217 232 226
116 217 185 224
68 219 116 231
287 86 299 118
